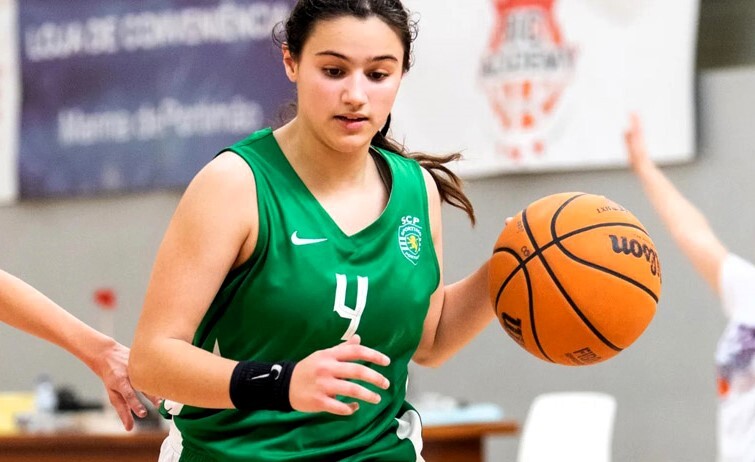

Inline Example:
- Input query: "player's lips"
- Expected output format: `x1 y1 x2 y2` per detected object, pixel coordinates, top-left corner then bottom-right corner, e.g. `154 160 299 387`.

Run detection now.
334 114 369 130
335 113 368 122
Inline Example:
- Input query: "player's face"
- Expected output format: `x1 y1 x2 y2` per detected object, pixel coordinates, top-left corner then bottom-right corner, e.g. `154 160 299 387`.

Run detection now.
284 15 405 154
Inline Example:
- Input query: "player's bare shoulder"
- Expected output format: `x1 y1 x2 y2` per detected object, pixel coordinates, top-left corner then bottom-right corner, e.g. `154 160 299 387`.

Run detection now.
193 151 257 202
419 166 442 237
175 151 260 267
207 151 256 186
419 166 441 206
180 151 258 234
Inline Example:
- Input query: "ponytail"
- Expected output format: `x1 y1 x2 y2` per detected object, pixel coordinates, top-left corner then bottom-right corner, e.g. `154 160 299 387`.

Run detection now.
371 122 476 225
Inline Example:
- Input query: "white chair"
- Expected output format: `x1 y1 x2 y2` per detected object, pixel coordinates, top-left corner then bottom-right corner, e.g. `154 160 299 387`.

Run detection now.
517 391 617 462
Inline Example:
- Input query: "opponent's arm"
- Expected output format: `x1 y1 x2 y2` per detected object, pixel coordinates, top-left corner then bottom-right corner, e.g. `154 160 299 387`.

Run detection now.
625 114 727 293
412 170 496 368
0 270 147 430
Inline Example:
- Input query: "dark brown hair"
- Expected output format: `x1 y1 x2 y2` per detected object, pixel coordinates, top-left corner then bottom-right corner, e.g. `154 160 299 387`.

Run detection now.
274 0 475 224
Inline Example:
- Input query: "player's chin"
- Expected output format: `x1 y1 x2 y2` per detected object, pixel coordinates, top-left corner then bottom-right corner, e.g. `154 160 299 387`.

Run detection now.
328 126 378 151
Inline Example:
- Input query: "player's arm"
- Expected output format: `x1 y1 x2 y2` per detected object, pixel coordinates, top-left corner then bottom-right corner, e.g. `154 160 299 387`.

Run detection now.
0 270 148 430
128 152 259 409
625 114 727 293
128 152 389 414
412 169 495 368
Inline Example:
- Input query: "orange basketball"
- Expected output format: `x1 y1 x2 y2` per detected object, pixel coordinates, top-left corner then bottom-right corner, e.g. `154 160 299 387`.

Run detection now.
489 192 661 366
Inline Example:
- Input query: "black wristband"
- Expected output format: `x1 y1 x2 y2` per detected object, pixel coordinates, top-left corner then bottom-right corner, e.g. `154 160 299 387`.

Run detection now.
229 360 296 412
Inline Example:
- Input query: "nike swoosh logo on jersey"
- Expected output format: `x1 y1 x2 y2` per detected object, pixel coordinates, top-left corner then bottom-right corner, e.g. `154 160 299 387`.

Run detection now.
291 231 328 246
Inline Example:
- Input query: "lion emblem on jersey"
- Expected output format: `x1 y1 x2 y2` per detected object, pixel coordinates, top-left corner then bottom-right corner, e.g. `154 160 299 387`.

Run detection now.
398 215 422 265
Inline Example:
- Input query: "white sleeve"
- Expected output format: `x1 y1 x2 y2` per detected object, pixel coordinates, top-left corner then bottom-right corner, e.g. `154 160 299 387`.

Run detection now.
720 253 755 324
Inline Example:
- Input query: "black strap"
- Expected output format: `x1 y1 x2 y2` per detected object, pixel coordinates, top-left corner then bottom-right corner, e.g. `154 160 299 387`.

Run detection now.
229 360 296 411
380 113 392 137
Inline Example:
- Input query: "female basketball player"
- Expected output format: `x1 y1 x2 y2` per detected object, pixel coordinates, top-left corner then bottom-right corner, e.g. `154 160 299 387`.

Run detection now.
0 270 150 430
625 114 755 462
128 0 496 460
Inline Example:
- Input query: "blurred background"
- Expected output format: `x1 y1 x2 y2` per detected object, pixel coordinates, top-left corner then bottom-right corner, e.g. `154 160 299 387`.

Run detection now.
1 0 755 460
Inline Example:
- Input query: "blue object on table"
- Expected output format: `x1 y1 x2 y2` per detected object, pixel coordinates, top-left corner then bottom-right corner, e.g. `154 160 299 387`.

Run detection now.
419 402 505 426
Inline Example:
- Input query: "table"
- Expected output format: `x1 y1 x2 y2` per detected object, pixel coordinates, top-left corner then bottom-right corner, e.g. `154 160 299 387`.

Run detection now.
0 432 163 462
422 421 519 462
0 420 518 462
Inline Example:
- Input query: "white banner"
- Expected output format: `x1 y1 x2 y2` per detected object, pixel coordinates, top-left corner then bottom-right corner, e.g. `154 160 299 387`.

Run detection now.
0 0 19 203
393 0 698 177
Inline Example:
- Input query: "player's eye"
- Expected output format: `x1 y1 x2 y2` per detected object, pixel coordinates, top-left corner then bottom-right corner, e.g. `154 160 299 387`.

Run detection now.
368 71 389 81
323 68 344 78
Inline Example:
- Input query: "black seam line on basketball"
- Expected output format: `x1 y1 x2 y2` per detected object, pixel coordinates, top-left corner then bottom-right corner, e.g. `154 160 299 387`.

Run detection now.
494 248 554 363
521 207 555 362
554 243 660 303
493 221 650 267
495 248 525 308
548 195 623 352
545 215 660 302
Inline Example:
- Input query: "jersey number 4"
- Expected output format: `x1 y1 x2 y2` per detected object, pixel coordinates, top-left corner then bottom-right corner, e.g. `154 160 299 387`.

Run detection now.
333 274 368 340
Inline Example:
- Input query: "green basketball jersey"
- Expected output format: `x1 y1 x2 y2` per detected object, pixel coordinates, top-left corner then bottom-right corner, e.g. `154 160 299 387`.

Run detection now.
171 128 440 461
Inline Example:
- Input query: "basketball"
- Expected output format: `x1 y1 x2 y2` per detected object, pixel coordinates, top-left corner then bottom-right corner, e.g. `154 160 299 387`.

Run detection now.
489 192 661 366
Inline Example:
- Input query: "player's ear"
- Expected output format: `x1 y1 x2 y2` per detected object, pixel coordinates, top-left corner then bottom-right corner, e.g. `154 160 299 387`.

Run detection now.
282 44 298 83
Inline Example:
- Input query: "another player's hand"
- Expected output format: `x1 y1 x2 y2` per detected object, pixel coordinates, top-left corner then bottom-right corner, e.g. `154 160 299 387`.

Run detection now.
93 340 155 431
624 113 654 174
290 334 390 416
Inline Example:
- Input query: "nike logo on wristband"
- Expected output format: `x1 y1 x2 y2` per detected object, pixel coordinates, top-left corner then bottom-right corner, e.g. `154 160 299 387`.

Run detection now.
251 364 283 381
291 231 327 246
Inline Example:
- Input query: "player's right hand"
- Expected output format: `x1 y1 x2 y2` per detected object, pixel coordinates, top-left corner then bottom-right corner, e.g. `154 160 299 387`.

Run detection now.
289 334 391 416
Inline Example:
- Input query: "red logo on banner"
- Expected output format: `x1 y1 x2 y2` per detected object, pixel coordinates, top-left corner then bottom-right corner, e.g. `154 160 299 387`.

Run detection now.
480 0 577 161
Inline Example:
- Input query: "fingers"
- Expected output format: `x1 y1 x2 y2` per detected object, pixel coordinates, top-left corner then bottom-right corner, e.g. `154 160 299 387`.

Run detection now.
319 399 360 416
108 390 135 431
331 336 389 387
105 375 153 432
116 381 148 419
630 112 641 133
96 341 152 428
332 340 390 367
302 380 373 416
143 392 162 408
334 362 390 391
624 112 652 172
625 113 644 147
324 377 382 404
290 336 392 416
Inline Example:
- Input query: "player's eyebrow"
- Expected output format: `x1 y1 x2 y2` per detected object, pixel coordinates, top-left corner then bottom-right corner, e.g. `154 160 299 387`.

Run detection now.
315 50 399 63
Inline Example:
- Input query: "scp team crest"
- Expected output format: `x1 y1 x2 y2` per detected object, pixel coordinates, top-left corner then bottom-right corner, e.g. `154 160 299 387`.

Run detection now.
398 215 422 265
480 0 577 160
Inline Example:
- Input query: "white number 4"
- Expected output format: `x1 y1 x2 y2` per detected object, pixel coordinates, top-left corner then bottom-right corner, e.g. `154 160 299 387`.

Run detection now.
333 274 368 340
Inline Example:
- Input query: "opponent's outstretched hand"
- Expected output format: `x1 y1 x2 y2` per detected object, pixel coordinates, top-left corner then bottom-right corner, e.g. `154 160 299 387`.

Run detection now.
94 340 160 431
290 335 390 416
624 113 653 173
